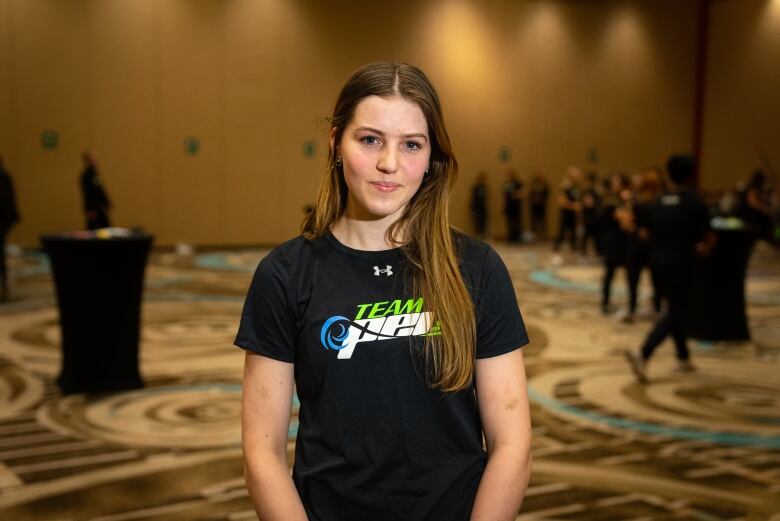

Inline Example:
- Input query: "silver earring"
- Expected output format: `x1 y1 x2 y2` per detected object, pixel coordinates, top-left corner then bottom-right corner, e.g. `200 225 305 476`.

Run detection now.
335 155 342 167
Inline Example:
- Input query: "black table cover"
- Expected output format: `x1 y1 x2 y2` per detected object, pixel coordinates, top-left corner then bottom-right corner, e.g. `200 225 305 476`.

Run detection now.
42 233 153 394
687 229 753 341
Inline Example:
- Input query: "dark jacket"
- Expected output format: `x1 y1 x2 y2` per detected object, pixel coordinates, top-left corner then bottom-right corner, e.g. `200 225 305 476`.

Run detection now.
0 168 20 230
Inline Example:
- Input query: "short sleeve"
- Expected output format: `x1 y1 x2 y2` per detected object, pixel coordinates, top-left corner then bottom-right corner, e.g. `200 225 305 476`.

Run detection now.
475 247 529 359
234 252 296 363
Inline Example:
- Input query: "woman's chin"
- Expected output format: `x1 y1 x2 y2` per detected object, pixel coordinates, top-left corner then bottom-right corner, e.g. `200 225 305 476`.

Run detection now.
347 201 407 222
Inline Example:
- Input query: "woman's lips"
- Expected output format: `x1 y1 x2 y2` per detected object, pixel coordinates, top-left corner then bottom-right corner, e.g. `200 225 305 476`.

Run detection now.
371 182 400 192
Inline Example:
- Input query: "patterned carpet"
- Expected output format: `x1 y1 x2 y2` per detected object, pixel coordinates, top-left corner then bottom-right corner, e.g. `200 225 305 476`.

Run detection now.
0 240 778 520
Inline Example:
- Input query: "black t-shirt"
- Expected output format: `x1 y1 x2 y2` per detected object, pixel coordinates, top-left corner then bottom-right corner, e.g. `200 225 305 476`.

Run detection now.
560 186 581 222
529 181 549 207
646 190 710 268
80 166 111 212
235 231 528 521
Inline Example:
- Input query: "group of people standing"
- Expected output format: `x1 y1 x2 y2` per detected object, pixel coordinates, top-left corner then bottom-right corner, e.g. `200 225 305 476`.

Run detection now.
542 157 715 379
470 170 550 242
552 157 778 382
553 164 669 322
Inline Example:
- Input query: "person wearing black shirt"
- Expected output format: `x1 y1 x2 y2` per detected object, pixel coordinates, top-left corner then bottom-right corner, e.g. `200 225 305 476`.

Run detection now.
625 155 714 382
236 62 531 521
738 169 774 241
624 168 663 323
0 155 20 302
553 166 583 254
580 171 601 256
470 171 488 238
598 173 630 315
503 170 524 243
80 151 112 230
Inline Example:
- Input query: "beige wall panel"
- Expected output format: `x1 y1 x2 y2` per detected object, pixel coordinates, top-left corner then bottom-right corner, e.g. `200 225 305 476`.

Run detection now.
411 0 697 237
0 0 14 218
157 0 226 245
409 0 516 234
222 0 286 245
10 0 91 245
701 0 780 190
274 1 414 242
88 0 158 235
4 0 704 246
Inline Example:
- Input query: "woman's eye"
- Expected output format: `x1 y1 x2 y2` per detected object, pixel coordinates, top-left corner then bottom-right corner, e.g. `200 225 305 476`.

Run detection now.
360 136 380 145
404 141 422 151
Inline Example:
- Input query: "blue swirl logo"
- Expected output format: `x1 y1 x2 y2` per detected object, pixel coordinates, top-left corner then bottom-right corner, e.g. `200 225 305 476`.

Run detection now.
320 316 351 351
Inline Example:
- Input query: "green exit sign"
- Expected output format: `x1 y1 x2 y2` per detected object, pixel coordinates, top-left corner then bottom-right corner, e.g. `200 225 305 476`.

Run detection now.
184 137 200 155
41 130 59 150
303 140 316 158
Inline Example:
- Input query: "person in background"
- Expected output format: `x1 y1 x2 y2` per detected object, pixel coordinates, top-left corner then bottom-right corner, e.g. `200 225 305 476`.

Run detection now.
80 150 112 230
503 170 524 243
624 168 663 323
553 166 583 257
471 171 489 239
598 173 630 315
738 169 774 242
580 170 601 257
529 173 549 240
625 154 714 382
0 155 20 302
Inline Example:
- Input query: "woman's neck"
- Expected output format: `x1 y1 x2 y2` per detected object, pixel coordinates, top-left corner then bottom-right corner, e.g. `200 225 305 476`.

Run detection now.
332 215 403 251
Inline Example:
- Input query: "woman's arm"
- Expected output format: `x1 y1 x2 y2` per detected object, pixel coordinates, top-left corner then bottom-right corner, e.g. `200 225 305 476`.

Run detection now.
242 352 309 521
470 348 532 521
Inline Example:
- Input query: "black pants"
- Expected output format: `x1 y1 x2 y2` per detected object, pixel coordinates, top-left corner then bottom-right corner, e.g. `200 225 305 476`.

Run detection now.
641 266 692 361
531 205 546 239
506 205 522 243
602 259 623 311
581 221 599 256
554 214 577 252
627 254 661 316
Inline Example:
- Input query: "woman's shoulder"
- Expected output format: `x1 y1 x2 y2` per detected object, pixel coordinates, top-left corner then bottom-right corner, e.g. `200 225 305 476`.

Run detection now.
452 229 497 268
257 234 322 274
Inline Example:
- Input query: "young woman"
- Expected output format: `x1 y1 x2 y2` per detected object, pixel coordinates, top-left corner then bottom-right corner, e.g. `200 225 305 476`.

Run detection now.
236 62 531 521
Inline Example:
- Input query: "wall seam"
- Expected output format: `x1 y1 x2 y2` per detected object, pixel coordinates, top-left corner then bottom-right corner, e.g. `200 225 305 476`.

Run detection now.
153 0 164 242
692 0 711 182
220 7 227 246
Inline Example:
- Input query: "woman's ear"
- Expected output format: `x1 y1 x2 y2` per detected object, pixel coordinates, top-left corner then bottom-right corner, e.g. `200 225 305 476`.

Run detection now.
329 127 338 156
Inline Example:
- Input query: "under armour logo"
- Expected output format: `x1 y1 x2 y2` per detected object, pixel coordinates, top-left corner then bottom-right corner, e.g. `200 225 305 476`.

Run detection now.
373 265 393 277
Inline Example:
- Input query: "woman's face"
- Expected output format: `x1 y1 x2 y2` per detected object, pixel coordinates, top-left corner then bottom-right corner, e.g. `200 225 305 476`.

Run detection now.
334 95 431 222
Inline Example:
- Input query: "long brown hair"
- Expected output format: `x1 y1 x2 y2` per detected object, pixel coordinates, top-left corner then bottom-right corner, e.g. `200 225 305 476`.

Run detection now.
302 62 476 392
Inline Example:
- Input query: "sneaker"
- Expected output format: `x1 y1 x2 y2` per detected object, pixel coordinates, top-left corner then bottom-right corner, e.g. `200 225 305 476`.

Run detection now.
623 350 647 383
674 360 696 373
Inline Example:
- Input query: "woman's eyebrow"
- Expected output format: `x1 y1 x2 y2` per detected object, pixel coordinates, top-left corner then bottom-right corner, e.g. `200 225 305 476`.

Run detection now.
353 126 429 141
403 133 429 141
